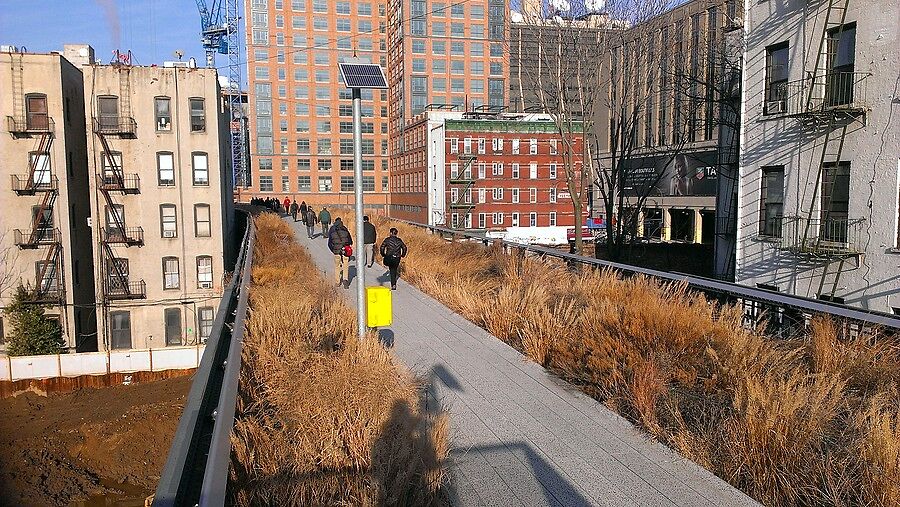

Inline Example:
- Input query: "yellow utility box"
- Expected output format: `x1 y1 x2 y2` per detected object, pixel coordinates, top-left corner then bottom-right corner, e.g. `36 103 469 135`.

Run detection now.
366 286 393 327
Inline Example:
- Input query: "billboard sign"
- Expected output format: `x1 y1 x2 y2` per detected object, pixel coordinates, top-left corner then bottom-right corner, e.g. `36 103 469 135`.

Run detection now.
622 151 718 197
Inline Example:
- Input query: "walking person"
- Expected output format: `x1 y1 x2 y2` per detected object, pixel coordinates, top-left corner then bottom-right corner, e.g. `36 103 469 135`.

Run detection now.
299 201 308 221
363 216 377 268
319 207 332 239
305 207 318 239
282 196 291 215
379 227 408 291
327 217 353 288
290 200 299 222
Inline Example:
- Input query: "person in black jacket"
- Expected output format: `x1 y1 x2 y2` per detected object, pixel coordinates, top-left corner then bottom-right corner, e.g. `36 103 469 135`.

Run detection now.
379 227 407 290
362 216 377 268
327 217 353 288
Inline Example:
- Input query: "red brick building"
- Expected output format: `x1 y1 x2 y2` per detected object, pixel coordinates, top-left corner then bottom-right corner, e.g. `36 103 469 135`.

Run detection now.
390 111 586 244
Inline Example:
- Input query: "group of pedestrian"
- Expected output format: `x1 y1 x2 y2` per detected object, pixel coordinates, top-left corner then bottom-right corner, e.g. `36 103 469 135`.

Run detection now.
250 197 286 212
326 215 407 291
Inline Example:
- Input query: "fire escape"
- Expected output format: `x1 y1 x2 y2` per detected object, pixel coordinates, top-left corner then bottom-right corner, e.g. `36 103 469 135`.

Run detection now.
7 53 63 303
777 0 867 299
449 154 477 229
92 65 146 301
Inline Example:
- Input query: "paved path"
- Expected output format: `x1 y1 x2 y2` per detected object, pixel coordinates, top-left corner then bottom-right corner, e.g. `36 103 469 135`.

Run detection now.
289 218 758 507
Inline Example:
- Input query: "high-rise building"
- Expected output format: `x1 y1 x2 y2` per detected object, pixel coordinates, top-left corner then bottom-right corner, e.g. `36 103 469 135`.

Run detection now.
736 0 899 313
0 46 97 352
387 0 508 158
242 0 391 208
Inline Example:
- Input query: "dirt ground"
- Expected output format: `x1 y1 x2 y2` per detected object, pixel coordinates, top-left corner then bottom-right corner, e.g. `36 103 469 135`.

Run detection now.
0 375 192 507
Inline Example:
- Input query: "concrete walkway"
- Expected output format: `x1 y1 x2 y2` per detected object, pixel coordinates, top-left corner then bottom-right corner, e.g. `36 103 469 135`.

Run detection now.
288 218 758 507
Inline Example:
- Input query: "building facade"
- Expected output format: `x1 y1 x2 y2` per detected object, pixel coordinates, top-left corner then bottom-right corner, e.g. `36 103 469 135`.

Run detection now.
391 111 586 244
736 0 899 313
82 61 234 350
242 0 391 208
0 47 97 352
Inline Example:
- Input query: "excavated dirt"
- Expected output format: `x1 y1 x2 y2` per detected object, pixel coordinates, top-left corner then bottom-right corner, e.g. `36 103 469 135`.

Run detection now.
0 375 192 507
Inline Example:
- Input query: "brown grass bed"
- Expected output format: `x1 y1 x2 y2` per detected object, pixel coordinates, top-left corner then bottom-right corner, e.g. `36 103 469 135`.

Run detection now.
228 213 449 506
370 215 899 507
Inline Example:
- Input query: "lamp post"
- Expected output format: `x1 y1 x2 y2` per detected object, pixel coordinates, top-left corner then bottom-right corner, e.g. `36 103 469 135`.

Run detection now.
338 60 388 340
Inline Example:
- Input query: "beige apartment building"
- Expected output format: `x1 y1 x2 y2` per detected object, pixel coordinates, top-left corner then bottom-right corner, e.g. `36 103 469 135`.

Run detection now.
82 60 234 350
241 0 391 208
0 47 97 352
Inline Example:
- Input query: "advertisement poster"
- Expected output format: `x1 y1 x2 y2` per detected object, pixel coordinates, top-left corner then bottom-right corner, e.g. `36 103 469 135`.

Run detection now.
623 151 718 197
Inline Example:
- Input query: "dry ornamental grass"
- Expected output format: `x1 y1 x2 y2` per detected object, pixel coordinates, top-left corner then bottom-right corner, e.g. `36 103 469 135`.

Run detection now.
367 215 899 507
228 213 449 506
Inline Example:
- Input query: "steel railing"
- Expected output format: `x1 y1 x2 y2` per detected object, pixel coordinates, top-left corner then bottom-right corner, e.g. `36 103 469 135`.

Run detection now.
779 215 865 256
98 173 141 194
13 227 61 248
92 116 137 137
105 279 147 300
7 116 55 135
777 71 870 117
11 174 58 194
392 218 899 334
101 226 144 246
155 210 255 507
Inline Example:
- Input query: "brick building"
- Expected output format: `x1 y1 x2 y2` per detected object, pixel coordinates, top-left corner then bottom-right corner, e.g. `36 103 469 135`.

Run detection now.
390 111 586 244
242 0 390 207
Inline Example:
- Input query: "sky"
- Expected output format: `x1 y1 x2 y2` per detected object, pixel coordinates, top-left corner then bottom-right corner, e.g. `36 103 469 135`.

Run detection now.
0 0 207 66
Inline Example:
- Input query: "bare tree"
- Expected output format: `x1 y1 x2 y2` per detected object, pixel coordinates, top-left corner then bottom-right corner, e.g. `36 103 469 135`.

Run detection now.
0 229 22 300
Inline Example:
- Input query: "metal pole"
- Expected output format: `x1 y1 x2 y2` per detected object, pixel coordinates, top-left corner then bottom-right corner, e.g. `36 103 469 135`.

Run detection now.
352 88 366 340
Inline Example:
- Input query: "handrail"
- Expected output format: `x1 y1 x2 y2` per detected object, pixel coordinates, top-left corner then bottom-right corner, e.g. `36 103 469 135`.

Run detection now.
392 218 899 330
154 209 255 507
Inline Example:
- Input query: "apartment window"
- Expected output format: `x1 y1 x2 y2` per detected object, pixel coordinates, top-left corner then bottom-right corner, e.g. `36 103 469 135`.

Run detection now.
25 93 49 130
362 176 375 192
511 213 520 227
759 166 784 236
412 40 426 54
318 159 332 171
162 257 180 290
195 204 211 237
155 97 171 131
821 162 851 242
449 138 458 153
36 260 58 293
530 212 537 227
529 188 537 203
511 188 519 203
451 60 465 74
765 42 789 114
160 204 177 238
197 307 215 343
478 188 486 203
165 308 182 346
340 176 354 191
477 138 486 154
529 163 538 179
511 139 520 154
549 212 557 226
157 152 175 186
826 24 856 106
549 188 557 203
492 187 504 201
478 162 486 179
549 139 558 155
451 3 464 17
109 311 131 350
298 175 311 191
297 138 310 154
549 163 557 179
478 213 487 228
191 152 209 185
189 98 206 132
319 176 333 192
463 138 472 154
511 163 520 179
490 62 503 76
259 175 273 191
529 138 538 155
197 256 213 288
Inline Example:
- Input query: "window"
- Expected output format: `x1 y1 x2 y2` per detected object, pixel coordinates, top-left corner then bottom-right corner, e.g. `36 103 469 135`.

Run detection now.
451 3 464 17
197 256 213 288
155 97 171 131
511 188 519 203
549 139 558 155
298 175 311 191
259 175 273 191
821 162 851 242
549 212 557 226
157 152 175 186
765 42 789 114
478 162 486 179
197 307 214 343
318 159 332 171
511 163 520 179
529 188 537 203
362 176 375 191
478 213 487 229
463 138 472 154
450 138 458 153
25 93 49 130
162 257 179 290
319 176 333 192
165 308 182 346
478 188 486 203
412 40 426 54
826 24 856 106
529 138 538 154
529 163 538 179
478 138 486 154
549 163 557 179
492 187 504 201
549 188 557 203
189 98 205 132
511 139 520 154
160 204 177 238
110 311 131 350
195 204 211 237
530 212 537 227
759 166 784 236
340 176 354 191
511 213 520 227
192 152 209 185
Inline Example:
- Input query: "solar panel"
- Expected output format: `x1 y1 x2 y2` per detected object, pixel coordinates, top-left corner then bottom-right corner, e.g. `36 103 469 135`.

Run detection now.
339 62 388 89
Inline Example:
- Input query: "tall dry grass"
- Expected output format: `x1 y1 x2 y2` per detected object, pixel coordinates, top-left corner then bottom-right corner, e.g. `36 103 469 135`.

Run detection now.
372 215 900 507
228 213 449 506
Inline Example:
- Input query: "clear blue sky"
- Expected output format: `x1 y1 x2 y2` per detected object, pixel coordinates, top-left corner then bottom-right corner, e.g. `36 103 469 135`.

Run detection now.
0 0 207 66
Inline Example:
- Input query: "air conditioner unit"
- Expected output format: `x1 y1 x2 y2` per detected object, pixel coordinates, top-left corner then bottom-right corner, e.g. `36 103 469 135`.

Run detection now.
163 230 176 238
199 281 213 289
766 101 786 114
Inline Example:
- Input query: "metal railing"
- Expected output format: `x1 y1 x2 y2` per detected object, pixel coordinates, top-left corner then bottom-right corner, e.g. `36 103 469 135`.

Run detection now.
393 219 899 334
105 280 147 300
155 210 254 507
7 116 55 135
92 116 137 137
13 227 61 248
779 72 870 117
98 173 141 194
11 174 58 194
780 215 865 256
101 226 144 246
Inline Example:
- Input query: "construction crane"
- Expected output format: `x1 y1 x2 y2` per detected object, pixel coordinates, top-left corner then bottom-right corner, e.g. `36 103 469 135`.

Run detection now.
194 0 248 193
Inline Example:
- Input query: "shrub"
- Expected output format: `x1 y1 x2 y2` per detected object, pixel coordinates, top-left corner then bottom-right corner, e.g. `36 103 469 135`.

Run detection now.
2 285 65 356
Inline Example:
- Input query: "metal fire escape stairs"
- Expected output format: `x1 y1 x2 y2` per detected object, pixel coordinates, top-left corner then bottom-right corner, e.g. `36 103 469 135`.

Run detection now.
450 154 477 229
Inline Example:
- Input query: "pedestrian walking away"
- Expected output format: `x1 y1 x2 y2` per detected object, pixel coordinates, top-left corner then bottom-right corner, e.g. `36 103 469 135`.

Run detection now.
299 200 308 218
327 217 353 288
319 207 332 239
290 200 299 222
379 227 408 290
305 208 318 239
363 215 377 268
282 196 291 215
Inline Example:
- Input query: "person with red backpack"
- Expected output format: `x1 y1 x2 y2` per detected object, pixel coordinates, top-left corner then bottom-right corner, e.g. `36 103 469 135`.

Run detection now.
327 217 353 288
